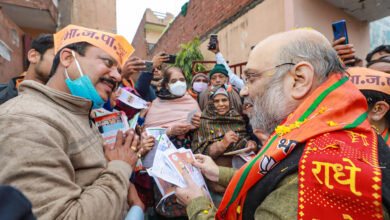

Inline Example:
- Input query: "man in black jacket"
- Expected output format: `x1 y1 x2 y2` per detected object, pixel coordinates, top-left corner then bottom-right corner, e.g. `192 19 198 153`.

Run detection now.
0 34 54 105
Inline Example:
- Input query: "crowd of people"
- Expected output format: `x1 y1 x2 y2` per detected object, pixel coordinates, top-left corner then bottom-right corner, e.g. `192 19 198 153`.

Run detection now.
0 23 389 220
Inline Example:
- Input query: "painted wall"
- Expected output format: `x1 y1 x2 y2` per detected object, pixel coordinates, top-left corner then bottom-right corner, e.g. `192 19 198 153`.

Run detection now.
71 0 117 33
199 0 285 68
291 0 370 65
198 0 370 70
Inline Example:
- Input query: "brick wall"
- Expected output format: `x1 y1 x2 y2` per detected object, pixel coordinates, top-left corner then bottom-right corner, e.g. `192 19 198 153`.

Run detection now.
0 9 24 82
144 0 264 59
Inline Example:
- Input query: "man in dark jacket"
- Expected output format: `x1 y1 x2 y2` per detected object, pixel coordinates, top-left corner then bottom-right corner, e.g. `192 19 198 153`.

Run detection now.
0 34 54 105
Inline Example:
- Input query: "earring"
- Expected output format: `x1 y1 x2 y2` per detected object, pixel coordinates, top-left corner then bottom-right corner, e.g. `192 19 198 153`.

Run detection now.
374 105 380 112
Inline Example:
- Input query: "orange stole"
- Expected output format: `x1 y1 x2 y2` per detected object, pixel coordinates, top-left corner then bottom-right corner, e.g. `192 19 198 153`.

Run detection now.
382 128 390 147
187 89 198 100
216 73 383 220
122 78 134 88
298 130 382 219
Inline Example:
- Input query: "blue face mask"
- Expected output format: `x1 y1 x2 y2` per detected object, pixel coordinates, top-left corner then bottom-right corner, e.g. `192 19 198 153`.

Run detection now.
64 51 104 109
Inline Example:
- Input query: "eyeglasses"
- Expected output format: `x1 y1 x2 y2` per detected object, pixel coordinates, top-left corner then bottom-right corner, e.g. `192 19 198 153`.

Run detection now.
243 62 296 84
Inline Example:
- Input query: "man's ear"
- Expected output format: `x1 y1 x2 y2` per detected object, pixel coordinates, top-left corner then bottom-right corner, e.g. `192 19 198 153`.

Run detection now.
59 48 74 68
369 101 390 122
286 61 315 100
27 49 40 65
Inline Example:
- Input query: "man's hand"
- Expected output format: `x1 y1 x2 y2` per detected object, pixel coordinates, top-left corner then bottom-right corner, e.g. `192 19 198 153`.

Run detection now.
104 129 139 169
208 39 220 54
152 53 169 69
139 102 151 118
128 183 145 211
175 170 206 207
332 37 356 65
190 113 201 128
121 57 145 79
222 130 239 146
193 154 219 182
139 135 155 156
165 124 191 136
245 140 258 153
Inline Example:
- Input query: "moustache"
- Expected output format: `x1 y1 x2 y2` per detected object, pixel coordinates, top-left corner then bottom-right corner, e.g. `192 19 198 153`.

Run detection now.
244 97 254 105
99 77 117 92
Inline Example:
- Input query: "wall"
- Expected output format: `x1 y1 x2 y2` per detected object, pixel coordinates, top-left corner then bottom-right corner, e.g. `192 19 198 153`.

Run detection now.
131 14 148 59
71 0 116 33
21 27 54 40
199 0 285 67
0 9 24 82
149 0 264 59
291 0 370 64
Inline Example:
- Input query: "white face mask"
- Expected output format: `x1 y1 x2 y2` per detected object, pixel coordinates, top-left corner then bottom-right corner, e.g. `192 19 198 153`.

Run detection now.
168 81 187 96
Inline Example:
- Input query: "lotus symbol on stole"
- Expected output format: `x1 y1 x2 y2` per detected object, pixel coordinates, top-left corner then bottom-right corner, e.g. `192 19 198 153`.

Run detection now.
259 156 277 175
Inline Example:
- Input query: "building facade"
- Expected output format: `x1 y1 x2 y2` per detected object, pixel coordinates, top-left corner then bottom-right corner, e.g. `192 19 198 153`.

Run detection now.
0 0 117 83
131 0 390 73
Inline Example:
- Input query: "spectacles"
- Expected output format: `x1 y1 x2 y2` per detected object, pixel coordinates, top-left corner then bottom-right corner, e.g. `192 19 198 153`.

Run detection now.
243 62 296 84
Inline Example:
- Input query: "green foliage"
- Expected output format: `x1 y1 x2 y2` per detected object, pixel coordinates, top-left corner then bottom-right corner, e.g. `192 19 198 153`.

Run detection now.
174 37 206 84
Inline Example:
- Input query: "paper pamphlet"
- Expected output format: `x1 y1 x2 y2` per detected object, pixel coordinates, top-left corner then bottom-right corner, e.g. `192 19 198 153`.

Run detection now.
232 151 256 169
186 110 198 125
128 112 140 130
147 135 214 206
223 147 251 156
143 128 167 168
94 111 129 148
117 88 148 109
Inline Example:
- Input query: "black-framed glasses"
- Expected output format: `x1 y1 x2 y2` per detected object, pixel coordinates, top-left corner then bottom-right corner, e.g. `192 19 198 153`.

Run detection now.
243 62 296 84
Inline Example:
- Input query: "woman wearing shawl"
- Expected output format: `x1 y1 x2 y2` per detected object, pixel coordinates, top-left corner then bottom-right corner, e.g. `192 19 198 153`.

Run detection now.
143 66 201 218
191 87 256 205
192 87 256 160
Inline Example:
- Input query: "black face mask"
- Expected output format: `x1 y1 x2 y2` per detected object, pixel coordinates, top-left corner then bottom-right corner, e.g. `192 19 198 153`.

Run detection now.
367 56 390 67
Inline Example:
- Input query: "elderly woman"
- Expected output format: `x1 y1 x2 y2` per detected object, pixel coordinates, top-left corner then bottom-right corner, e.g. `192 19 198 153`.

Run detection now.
192 87 256 160
143 66 201 218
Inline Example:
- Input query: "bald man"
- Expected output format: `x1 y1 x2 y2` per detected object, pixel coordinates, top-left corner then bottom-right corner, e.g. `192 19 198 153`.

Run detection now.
174 29 390 219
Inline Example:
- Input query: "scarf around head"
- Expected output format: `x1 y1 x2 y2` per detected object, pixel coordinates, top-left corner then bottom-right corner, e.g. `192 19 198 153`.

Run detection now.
191 87 249 154
217 73 377 219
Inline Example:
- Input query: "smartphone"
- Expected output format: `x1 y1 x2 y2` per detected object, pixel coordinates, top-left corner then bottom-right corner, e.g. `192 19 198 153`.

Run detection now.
139 60 153 72
332 20 349 44
332 20 354 66
162 54 176 64
208 34 218 50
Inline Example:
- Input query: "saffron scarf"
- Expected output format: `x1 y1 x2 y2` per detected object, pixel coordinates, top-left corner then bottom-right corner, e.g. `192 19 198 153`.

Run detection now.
382 127 390 146
216 73 383 219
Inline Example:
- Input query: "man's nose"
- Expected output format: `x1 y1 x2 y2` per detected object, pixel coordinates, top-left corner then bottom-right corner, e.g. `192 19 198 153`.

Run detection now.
240 85 249 97
110 68 122 83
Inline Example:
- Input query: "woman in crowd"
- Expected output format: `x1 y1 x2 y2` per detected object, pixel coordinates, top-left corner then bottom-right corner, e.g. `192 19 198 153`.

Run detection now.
192 87 256 160
191 87 256 205
348 67 390 146
187 72 209 100
143 66 201 219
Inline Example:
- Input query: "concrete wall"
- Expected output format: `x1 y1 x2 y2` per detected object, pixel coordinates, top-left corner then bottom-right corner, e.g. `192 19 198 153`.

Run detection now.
68 0 117 33
198 0 370 68
148 0 264 60
290 0 370 64
0 9 24 82
199 0 285 67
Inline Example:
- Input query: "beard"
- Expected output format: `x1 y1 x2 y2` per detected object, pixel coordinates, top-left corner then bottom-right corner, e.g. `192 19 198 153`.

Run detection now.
249 79 298 135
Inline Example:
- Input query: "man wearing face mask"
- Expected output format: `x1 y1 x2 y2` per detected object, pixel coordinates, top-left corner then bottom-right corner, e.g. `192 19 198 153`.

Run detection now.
0 25 141 220
198 64 243 113
187 72 209 100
